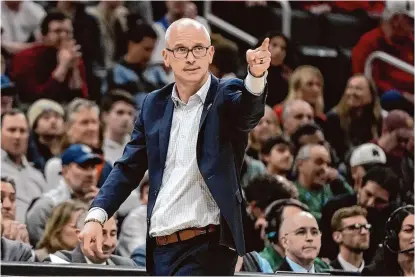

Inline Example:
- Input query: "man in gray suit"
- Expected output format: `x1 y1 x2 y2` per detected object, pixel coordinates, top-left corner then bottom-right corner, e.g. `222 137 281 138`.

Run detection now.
46 214 135 266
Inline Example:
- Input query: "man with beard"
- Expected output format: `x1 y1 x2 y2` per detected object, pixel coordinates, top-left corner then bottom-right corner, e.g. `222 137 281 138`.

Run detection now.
26 144 102 246
47 214 136 266
330 206 370 272
277 211 323 273
26 99 65 173
11 11 88 103
101 90 136 166
320 166 399 264
293 144 353 222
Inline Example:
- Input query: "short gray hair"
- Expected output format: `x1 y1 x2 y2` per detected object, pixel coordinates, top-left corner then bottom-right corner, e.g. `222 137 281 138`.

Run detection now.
66 98 99 123
282 99 312 122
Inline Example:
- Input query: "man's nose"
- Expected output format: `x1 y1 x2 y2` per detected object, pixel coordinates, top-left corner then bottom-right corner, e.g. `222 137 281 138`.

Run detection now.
186 51 196 63
2 198 11 208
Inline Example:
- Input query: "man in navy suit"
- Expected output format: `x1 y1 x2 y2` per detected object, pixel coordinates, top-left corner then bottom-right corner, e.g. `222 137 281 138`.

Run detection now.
79 18 271 275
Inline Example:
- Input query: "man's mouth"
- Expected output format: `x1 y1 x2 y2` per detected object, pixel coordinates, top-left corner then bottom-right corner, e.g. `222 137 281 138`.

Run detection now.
184 67 200 72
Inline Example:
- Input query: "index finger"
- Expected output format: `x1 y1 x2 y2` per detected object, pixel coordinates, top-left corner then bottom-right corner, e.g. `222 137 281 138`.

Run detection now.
259 38 270 51
79 233 94 257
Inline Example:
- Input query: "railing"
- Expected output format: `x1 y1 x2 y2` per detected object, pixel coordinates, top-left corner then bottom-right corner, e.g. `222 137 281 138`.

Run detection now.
203 0 292 47
364 51 415 82
1 262 357 276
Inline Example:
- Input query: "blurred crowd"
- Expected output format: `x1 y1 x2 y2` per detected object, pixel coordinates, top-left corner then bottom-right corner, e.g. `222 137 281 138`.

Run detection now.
0 0 414 276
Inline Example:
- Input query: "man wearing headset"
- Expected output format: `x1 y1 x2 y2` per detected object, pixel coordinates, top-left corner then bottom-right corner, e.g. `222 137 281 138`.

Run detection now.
259 199 330 272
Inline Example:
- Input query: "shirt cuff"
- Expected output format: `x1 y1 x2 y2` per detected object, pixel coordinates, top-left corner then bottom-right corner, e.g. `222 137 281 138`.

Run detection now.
85 207 108 224
244 67 268 96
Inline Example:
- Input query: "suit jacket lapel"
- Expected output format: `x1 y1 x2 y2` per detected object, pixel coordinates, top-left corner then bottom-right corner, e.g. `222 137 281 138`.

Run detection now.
159 94 174 176
199 75 219 132
71 245 88 263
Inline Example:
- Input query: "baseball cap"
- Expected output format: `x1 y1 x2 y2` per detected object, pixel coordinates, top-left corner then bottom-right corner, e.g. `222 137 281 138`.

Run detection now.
1 74 15 96
349 143 387 167
27 99 65 129
383 0 414 19
61 144 102 166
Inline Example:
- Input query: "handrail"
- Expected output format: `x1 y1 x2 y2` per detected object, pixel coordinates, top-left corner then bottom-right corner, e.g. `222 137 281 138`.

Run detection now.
203 0 292 47
364 51 415 82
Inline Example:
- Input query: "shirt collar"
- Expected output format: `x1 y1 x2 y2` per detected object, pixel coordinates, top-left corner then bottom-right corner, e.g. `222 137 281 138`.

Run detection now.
286 256 315 273
337 254 365 272
171 74 211 107
1 149 29 169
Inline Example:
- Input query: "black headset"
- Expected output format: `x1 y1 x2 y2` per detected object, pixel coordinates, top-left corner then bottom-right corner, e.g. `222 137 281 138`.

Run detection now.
264 199 310 243
383 205 415 254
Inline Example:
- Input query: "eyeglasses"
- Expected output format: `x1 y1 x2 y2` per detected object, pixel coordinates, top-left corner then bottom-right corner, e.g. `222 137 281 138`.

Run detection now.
284 227 321 238
166 45 210 59
338 223 372 232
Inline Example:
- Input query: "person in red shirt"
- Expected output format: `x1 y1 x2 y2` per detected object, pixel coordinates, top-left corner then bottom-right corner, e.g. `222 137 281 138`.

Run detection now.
352 1 414 115
11 11 88 104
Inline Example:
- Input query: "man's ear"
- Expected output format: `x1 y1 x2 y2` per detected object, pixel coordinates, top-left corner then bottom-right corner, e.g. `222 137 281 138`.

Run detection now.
162 49 170 68
262 153 271 164
208 45 215 64
332 231 342 244
281 235 288 250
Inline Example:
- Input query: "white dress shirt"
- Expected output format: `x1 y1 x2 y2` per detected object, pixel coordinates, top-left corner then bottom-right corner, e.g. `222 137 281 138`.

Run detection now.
86 72 266 235
337 254 365 272
285 256 316 273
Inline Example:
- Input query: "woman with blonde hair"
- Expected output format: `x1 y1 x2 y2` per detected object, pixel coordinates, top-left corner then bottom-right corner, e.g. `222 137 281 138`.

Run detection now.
325 74 383 160
35 200 87 262
273 65 326 124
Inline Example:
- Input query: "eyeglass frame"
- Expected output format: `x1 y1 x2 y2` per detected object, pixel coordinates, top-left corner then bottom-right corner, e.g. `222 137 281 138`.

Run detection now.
165 45 211 59
337 223 372 232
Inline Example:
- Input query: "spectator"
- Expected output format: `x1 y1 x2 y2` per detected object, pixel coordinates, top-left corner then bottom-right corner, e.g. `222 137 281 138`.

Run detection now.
347 143 387 192
47 214 136 266
26 144 102 246
362 205 414 276
352 1 414 114
87 1 129 69
183 2 210 32
259 31 296 107
330 206 370 272
118 172 149 257
325 74 383 160
247 105 281 159
290 123 339 167
44 98 109 188
274 66 325 126
26 99 65 173
106 23 159 110
281 100 314 139
260 199 330 272
1 176 30 244
244 174 296 252
35 201 87 262
293 144 353 221
260 136 293 179
12 11 88 103
209 43 238 80
1 110 50 223
0 74 16 115
278 211 324 273
101 90 136 166
320 166 399 263
55 0 104 101
1 0 45 53
0 207 34 262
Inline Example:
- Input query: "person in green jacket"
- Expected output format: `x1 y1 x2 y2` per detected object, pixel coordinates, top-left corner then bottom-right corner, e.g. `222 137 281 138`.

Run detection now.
259 198 331 272
292 144 353 221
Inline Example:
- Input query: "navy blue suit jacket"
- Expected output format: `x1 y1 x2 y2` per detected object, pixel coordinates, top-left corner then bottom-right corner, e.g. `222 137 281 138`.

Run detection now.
90 75 266 271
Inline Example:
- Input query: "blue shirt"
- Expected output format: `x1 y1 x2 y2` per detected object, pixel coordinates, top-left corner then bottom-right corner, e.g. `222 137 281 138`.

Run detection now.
286 256 315 273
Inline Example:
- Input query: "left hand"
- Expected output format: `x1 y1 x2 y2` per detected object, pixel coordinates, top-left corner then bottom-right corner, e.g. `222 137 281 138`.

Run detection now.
246 38 271 77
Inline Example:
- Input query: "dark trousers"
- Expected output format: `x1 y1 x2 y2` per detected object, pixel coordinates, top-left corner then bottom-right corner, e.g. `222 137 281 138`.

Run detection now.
152 231 238 276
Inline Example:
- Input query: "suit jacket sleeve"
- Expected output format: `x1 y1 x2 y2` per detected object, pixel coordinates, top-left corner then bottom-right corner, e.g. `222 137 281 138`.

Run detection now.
225 78 267 133
89 95 149 218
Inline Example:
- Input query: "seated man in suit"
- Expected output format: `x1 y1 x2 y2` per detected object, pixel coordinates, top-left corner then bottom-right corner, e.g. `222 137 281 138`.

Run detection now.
47 213 135 267
330 205 370 272
277 211 323 273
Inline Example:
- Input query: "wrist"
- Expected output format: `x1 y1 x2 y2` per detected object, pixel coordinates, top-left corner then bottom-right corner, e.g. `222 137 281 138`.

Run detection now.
84 218 104 228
